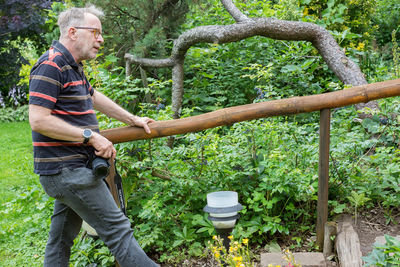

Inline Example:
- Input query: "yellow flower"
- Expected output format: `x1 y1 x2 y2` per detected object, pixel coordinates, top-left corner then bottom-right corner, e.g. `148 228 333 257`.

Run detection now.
242 238 249 245
356 42 365 51
215 252 220 258
212 235 217 240
228 235 233 240
234 256 243 262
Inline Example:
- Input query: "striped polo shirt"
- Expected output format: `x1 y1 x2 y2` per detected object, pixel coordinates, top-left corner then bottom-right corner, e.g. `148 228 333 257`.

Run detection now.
29 40 99 175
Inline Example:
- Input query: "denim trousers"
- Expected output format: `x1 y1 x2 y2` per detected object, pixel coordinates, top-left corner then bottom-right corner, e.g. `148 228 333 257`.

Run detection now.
39 167 159 267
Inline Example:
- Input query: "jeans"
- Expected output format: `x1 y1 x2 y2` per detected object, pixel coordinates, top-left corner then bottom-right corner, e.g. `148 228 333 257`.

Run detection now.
39 167 159 267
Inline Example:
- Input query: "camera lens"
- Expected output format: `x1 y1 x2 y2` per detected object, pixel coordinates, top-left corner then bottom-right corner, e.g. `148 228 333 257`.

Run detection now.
92 157 110 179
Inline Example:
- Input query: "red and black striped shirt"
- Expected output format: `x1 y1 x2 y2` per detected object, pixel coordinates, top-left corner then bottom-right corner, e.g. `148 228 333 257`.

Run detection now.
29 41 99 175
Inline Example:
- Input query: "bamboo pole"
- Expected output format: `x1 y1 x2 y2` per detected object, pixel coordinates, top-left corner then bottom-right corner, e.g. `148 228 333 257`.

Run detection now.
101 79 400 143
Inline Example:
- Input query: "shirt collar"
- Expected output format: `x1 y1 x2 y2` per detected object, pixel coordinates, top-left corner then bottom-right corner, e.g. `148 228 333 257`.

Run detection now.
51 40 84 72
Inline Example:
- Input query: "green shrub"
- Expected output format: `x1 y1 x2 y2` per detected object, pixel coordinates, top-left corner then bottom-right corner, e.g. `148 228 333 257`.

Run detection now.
91 60 400 263
372 0 400 47
0 105 29 122
362 235 400 266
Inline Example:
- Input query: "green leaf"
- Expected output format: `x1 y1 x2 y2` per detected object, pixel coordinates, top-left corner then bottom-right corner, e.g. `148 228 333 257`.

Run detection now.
172 240 184 248
265 241 281 253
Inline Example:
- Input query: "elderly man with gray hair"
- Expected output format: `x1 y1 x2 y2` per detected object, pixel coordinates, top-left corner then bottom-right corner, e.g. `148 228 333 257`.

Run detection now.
29 4 158 267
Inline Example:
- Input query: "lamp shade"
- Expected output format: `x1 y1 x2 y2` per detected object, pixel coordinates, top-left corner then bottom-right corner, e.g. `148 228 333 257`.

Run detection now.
204 191 242 229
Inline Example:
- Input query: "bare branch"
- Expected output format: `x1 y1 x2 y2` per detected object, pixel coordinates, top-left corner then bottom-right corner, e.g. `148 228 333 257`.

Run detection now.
151 169 172 180
169 18 366 86
125 53 175 67
172 59 184 119
220 0 250 23
112 4 140 20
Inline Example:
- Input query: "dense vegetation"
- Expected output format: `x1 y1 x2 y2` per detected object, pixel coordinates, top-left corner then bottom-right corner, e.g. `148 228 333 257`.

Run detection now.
1 0 400 266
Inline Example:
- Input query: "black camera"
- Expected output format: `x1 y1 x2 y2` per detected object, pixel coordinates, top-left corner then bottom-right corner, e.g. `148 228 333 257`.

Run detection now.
92 157 110 179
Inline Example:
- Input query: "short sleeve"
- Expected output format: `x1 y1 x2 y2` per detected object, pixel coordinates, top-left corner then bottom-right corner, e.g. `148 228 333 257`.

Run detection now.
29 60 62 110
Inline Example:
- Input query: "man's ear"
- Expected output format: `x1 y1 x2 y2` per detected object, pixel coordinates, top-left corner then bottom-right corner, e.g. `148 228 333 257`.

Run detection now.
67 27 78 40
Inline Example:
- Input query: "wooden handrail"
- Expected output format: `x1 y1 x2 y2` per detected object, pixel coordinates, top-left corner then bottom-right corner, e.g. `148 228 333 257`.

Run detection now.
101 79 400 143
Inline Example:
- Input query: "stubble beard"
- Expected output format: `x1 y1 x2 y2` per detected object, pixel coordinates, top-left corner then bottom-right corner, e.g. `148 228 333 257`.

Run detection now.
75 40 97 62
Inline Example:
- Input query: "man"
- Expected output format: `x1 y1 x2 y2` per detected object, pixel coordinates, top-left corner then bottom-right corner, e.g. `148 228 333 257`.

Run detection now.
29 5 159 267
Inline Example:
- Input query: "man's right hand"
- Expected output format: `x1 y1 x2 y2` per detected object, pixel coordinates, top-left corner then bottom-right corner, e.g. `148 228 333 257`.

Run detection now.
89 132 116 160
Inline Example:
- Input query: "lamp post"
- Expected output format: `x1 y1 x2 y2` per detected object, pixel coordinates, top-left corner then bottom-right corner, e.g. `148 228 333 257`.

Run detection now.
203 191 243 251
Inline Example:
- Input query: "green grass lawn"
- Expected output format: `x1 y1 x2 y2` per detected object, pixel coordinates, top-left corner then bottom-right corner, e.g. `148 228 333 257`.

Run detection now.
0 121 36 202
0 121 50 267
0 121 113 267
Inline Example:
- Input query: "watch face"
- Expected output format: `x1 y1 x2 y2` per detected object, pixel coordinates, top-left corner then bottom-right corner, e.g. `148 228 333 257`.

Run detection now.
83 129 92 138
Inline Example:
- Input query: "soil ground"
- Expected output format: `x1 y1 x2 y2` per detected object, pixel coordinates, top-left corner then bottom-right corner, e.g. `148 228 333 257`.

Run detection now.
354 207 400 256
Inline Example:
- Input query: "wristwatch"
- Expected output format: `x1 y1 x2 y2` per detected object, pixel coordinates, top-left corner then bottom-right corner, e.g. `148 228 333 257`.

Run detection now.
82 129 93 144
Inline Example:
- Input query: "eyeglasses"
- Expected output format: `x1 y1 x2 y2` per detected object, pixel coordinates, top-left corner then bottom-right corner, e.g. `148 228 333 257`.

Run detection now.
74 26 102 39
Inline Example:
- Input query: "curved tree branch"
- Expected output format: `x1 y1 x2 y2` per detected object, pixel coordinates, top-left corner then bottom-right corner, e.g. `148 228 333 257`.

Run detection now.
125 53 175 67
220 0 250 23
172 59 184 119
126 0 374 121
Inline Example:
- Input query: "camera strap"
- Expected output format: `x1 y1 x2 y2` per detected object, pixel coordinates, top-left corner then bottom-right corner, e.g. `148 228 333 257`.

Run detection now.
113 160 126 215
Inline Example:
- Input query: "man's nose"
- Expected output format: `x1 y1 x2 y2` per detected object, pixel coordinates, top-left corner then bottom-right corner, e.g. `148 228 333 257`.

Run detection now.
98 35 104 44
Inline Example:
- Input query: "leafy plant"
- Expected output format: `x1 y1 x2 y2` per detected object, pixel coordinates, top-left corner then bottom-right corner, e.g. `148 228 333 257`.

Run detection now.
207 235 256 267
362 235 400 266
371 0 400 47
208 235 301 267
0 105 29 122
301 0 377 46
70 237 115 267
347 191 370 225
0 0 58 106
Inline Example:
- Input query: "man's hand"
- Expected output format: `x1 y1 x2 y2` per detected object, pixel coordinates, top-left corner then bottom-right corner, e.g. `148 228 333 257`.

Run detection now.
89 132 117 160
132 116 155 134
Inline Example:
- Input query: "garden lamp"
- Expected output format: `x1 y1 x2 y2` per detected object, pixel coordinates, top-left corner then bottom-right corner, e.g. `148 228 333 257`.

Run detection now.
203 191 243 251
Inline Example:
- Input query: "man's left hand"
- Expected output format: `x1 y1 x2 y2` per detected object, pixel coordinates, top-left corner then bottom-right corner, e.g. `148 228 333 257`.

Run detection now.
132 116 155 134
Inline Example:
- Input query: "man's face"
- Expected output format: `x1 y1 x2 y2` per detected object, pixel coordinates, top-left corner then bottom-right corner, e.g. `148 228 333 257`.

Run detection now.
73 13 104 62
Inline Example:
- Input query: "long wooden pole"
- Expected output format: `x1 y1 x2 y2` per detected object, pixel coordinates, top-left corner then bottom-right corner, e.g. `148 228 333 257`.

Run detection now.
316 109 331 250
101 79 400 143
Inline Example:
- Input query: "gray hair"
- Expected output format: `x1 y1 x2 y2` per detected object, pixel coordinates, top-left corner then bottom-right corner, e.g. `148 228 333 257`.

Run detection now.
58 4 104 37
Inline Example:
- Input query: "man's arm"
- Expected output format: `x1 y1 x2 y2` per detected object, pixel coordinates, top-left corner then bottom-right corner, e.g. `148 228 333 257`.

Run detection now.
91 90 154 134
29 104 116 159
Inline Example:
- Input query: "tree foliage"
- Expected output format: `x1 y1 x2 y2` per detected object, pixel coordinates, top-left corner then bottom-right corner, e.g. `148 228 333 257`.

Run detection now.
128 0 375 121
372 0 400 47
89 0 194 65
302 0 377 36
0 0 56 106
